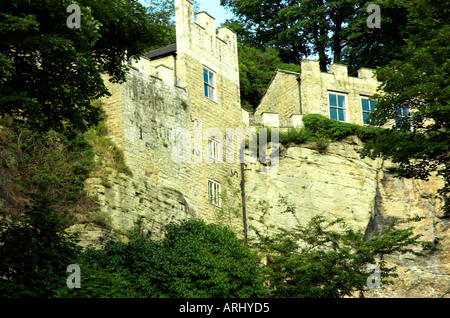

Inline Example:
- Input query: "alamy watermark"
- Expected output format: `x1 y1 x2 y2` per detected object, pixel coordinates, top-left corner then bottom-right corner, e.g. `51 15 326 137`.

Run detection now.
367 4 381 29
66 264 81 289
170 119 279 174
66 4 81 29
366 264 381 289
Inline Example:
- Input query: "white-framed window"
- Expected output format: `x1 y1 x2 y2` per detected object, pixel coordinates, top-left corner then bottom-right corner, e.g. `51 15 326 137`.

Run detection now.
207 179 221 207
361 97 377 126
208 138 220 162
328 92 347 122
203 67 215 100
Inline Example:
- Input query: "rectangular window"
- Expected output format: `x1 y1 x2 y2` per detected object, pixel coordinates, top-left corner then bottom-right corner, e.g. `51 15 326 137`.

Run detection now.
203 67 215 100
361 97 377 125
328 92 347 122
208 138 220 162
208 179 221 207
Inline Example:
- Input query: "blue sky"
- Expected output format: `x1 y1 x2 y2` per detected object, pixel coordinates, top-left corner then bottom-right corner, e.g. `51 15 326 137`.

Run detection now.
195 0 235 27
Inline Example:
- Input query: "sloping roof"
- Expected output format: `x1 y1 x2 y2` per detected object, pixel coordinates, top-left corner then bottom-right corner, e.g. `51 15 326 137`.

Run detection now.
144 43 177 60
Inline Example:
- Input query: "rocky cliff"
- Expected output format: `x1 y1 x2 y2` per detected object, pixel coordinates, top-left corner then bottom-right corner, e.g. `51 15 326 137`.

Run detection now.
74 134 449 298
245 136 449 298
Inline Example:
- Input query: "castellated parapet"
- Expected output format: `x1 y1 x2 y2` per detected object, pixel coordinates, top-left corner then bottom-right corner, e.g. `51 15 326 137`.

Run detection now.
254 59 381 128
98 0 248 238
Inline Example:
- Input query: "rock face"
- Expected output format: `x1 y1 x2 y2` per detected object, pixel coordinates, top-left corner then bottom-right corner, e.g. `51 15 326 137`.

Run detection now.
77 134 449 297
244 136 449 298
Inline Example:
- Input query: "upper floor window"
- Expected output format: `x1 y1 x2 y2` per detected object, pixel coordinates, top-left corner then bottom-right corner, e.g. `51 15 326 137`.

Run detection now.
203 67 215 101
328 92 347 122
207 179 221 207
208 138 220 162
361 97 377 126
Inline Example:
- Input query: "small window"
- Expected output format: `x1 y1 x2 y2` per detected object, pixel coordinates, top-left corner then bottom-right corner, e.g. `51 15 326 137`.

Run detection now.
208 179 221 207
208 138 220 162
361 97 377 125
328 92 346 122
203 67 215 100
395 105 409 130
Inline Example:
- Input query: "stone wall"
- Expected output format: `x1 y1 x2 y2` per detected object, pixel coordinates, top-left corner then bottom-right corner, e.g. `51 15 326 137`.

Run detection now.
255 70 301 121
74 0 448 298
255 60 380 127
79 0 247 241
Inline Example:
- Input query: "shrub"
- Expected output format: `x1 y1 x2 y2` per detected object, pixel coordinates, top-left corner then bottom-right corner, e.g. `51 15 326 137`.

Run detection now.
302 114 382 142
81 219 268 298
279 127 313 145
0 196 81 297
253 215 427 298
0 116 97 217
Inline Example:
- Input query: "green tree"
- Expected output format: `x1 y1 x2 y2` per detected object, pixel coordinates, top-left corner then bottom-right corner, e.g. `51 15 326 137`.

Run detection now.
253 215 427 298
81 219 268 298
221 0 409 72
0 196 81 297
236 43 301 111
0 0 164 135
362 0 450 215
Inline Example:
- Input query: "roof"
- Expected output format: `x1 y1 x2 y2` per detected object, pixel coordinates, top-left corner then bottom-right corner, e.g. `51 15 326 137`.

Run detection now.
144 43 177 60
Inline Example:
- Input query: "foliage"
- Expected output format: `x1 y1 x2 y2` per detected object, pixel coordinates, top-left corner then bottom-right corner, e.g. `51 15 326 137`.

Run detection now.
221 0 409 72
341 0 410 75
364 0 450 215
81 219 268 298
54 259 135 298
303 114 383 142
230 42 301 111
279 127 314 145
84 101 132 177
0 115 97 217
0 0 165 135
252 215 425 298
142 0 200 50
0 196 81 297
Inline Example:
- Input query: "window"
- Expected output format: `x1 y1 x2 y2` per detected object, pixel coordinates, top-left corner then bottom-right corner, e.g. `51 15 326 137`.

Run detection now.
395 105 410 129
208 179 221 207
203 67 215 100
361 97 377 125
328 92 347 122
208 138 220 162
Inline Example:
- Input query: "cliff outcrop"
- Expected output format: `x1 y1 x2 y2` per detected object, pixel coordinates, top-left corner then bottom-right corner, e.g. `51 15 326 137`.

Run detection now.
74 134 449 297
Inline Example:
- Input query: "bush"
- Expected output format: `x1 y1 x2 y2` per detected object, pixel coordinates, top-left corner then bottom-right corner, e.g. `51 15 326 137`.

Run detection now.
279 127 313 145
302 114 382 142
0 116 97 217
0 196 81 297
253 215 426 298
80 220 268 298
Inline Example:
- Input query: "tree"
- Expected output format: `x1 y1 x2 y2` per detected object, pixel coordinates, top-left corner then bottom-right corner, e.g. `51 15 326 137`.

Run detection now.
0 196 80 297
253 215 428 298
80 219 268 298
236 43 301 111
221 0 409 72
362 0 450 216
0 0 165 136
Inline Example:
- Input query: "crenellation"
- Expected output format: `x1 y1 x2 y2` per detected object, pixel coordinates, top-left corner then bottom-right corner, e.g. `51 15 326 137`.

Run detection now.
82 0 449 298
255 58 382 127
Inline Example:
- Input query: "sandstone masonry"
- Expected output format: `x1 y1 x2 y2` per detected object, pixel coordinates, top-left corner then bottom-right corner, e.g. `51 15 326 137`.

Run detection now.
79 0 449 298
254 60 380 128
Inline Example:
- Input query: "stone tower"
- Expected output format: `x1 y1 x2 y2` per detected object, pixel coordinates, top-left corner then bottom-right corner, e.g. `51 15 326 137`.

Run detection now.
98 0 248 237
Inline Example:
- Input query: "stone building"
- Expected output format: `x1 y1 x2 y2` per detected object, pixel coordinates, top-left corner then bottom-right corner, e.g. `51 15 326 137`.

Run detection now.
81 0 448 297
98 0 249 235
254 59 381 128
